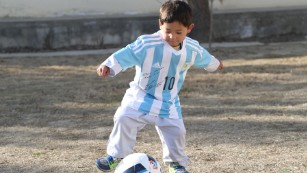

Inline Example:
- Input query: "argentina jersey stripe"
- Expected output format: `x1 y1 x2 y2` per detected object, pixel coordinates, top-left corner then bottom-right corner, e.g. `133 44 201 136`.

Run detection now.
137 47 156 113
186 37 203 55
132 34 162 54
149 44 171 116
160 50 179 116
167 51 187 118
176 48 196 96
137 45 165 115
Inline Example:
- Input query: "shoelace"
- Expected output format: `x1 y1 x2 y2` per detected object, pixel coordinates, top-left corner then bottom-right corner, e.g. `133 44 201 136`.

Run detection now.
106 155 119 169
106 155 114 162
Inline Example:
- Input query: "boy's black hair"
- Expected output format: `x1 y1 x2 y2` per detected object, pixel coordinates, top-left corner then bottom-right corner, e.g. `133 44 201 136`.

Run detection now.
159 0 192 27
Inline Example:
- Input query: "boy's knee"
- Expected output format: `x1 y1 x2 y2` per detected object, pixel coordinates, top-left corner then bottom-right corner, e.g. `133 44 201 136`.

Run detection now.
168 126 186 137
177 127 186 136
114 115 130 124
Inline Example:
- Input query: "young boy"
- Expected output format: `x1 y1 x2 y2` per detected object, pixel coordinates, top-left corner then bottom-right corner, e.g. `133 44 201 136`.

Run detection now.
96 1 224 173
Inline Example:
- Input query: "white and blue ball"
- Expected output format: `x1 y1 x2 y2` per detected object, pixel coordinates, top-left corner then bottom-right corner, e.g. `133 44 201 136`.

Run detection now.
115 153 162 173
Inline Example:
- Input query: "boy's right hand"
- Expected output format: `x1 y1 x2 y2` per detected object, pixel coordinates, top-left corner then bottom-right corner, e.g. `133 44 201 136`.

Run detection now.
97 64 110 78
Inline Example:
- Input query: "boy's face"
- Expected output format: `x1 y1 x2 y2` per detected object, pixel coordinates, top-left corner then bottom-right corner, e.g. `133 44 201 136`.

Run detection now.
159 21 194 47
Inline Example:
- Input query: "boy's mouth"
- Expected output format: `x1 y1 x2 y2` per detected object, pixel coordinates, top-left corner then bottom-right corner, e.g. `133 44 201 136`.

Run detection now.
168 41 179 47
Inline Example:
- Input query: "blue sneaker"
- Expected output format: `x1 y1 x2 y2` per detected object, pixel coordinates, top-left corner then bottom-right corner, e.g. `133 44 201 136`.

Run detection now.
96 155 121 172
169 162 189 173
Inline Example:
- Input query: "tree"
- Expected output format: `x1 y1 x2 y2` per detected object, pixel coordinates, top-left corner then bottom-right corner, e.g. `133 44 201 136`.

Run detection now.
187 0 222 49
187 0 211 43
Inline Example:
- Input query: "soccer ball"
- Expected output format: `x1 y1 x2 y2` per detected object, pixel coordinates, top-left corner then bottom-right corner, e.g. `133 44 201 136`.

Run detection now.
114 153 162 173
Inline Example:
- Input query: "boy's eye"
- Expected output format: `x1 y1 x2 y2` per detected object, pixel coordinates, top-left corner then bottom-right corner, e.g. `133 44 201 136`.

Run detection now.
165 31 182 35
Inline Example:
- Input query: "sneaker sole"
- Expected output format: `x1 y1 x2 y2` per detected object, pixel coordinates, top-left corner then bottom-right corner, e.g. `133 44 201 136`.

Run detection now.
96 159 112 172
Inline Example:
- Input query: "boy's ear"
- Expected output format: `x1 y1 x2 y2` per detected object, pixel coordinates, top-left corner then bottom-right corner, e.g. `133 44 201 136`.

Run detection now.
158 19 163 27
187 23 194 33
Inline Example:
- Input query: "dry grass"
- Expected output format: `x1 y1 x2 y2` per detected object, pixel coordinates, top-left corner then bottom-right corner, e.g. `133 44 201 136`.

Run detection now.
0 42 307 173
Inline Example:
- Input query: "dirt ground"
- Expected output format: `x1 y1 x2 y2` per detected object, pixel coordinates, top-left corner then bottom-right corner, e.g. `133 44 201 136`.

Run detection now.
0 42 306 173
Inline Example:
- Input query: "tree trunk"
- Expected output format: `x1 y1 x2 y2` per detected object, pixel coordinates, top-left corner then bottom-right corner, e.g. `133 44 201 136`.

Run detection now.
187 0 211 43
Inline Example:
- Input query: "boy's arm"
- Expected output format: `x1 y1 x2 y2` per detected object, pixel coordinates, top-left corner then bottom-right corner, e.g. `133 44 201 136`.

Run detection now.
96 39 142 78
193 46 224 72
204 55 224 72
97 55 123 77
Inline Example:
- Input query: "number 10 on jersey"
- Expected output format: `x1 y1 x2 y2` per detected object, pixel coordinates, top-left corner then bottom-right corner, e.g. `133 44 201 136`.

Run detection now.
163 76 175 90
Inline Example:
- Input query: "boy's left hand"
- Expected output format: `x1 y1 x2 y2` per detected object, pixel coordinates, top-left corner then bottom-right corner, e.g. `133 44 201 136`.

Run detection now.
218 60 224 70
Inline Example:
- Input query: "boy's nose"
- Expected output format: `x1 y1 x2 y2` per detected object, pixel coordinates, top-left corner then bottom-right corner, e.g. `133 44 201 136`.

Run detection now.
168 33 173 39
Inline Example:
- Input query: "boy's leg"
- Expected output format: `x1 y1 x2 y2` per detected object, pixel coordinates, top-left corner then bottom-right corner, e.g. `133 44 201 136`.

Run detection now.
96 106 147 171
107 106 146 158
155 118 190 167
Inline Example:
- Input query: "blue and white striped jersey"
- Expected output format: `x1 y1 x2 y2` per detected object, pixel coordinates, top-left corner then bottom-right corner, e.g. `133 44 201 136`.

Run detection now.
102 31 220 119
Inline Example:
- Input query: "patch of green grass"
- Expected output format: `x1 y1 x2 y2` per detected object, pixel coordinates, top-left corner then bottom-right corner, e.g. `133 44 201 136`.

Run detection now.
32 151 47 157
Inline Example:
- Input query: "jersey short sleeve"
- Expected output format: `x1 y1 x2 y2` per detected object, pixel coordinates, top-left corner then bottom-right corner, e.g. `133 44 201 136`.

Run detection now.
112 40 142 71
185 37 220 72
193 47 212 68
